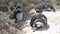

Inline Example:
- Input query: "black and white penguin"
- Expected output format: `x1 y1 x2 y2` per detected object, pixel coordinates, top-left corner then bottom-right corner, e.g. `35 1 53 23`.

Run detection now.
35 2 56 13
30 13 47 31
9 6 24 23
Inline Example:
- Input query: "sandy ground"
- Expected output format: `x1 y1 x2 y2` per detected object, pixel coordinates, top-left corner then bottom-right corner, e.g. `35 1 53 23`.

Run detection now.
0 9 60 34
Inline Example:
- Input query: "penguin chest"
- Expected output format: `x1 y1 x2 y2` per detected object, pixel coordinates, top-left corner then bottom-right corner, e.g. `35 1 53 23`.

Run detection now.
35 22 44 27
16 13 23 21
